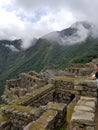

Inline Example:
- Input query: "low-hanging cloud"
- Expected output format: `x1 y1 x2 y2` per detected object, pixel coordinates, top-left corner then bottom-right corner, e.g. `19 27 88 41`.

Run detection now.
61 22 92 45
43 21 93 45
0 0 98 47
5 44 19 52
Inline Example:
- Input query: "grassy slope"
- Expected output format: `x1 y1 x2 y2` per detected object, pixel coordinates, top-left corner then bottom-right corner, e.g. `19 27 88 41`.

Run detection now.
0 38 98 96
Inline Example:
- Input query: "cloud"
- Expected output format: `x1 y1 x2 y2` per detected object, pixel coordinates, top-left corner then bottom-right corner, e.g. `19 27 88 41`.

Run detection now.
61 22 91 45
5 44 19 52
43 22 92 45
15 0 98 24
0 0 98 47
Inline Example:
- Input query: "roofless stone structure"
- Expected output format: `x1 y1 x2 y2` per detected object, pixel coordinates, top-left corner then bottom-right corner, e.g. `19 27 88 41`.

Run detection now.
0 62 97 130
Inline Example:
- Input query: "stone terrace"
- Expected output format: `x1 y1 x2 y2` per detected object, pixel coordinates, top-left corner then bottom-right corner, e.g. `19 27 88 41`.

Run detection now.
0 69 98 130
0 72 78 130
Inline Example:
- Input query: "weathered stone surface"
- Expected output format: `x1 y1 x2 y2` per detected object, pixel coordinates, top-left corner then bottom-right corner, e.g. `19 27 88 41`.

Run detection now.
24 110 58 130
74 105 95 113
77 96 96 109
71 110 94 125
74 85 83 91
71 96 96 130
1 68 98 130
0 121 11 130
2 71 48 103
46 102 67 111
75 80 97 88
75 80 98 99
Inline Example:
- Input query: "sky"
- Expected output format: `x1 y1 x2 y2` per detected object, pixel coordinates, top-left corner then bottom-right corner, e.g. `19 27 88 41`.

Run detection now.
0 0 98 48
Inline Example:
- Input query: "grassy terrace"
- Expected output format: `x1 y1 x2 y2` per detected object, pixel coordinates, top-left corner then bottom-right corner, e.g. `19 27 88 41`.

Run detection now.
55 76 79 81
7 84 53 113
0 115 8 124
0 105 9 124
29 110 57 130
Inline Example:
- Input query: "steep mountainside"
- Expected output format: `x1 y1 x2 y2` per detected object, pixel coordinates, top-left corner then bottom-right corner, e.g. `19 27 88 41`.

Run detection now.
0 21 98 97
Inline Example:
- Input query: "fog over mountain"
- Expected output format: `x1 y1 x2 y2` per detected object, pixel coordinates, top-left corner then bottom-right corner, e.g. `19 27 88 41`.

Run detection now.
0 0 98 48
42 21 94 45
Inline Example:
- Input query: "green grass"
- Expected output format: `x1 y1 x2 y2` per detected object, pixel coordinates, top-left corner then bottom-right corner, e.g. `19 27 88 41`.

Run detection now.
0 105 2 114
0 105 9 123
59 101 76 130
7 84 53 113
55 76 79 81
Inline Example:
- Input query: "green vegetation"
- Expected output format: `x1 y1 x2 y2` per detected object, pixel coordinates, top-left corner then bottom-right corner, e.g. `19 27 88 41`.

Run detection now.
0 105 2 114
55 76 79 81
29 110 57 130
0 36 98 98
59 101 76 130
0 115 8 123
0 105 9 123
7 84 53 113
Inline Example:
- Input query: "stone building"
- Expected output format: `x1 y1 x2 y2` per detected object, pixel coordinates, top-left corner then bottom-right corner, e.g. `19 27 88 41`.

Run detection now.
0 64 98 130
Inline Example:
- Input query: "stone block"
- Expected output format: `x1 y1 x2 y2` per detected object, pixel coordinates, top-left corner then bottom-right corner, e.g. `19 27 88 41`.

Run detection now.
70 96 96 130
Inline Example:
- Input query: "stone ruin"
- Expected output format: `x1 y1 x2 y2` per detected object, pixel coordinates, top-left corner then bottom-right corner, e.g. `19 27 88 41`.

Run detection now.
66 63 93 76
1 70 75 130
0 61 98 130
2 71 48 104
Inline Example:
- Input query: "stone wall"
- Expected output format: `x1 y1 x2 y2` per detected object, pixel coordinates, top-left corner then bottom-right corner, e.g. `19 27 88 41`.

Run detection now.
2 107 42 130
1 69 97 130
2 71 48 103
23 102 67 130
66 63 93 76
20 78 75 107
74 80 97 100
0 121 11 130
70 96 96 130
53 78 75 104
20 84 55 107
1 80 70 130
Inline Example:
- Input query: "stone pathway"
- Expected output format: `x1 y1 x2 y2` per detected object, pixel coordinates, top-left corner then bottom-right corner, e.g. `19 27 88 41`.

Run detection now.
95 99 98 130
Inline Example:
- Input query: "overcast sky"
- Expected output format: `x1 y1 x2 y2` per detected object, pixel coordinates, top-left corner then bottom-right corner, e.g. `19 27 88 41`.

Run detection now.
0 0 98 47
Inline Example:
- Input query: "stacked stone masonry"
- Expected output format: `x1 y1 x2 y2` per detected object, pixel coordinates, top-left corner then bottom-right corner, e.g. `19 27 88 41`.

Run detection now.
71 96 96 130
74 80 97 100
0 66 98 130
1 73 76 130
2 71 48 103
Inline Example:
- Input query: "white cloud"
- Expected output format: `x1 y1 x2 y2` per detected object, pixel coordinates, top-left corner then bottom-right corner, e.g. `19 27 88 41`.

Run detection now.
5 44 19 52
0 0 98 47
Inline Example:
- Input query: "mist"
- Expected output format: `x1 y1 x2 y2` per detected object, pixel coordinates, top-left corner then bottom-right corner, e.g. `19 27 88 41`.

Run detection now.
5 44 19 52
0 0 98 48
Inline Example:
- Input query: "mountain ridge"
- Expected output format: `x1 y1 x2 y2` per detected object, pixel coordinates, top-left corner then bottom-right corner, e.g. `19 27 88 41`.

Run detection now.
0 21 98 98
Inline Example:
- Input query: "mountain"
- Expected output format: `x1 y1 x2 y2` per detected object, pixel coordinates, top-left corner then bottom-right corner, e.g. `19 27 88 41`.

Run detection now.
43 21 92 45
0 21 98 98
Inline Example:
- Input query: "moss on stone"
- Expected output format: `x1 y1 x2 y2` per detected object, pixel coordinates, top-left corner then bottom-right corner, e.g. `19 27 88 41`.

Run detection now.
67 102 76 123
8 104 32 113
7 84 53 113
55 76 79 81
0 115 9 123
47 102 66 110
29 110 57 130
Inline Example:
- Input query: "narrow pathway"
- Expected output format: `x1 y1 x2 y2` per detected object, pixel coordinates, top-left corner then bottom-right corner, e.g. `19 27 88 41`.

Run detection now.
95 99 98 130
